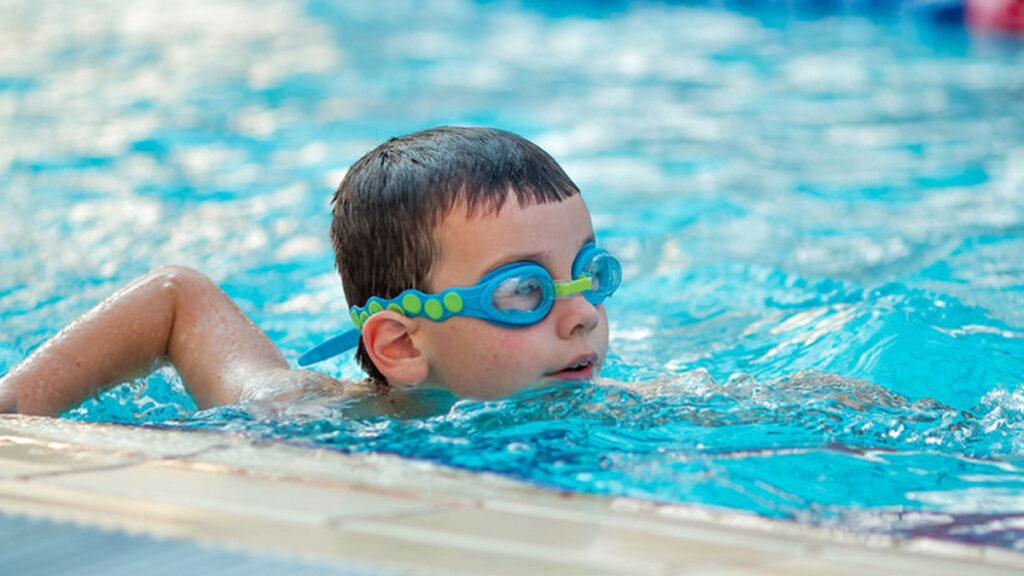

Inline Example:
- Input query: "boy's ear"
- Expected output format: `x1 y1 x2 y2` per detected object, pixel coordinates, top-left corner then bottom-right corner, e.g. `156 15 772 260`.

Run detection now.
361 312 428 387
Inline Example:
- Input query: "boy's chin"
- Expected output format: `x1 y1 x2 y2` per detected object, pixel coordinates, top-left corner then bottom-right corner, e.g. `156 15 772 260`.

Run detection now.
421 371 600 403
497 377 595 401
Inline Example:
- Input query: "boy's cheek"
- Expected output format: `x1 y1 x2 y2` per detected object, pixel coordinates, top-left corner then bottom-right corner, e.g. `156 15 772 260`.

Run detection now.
421 311 609 397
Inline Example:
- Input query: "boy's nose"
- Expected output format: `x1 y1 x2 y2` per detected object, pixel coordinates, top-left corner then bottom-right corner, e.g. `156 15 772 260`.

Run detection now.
555 292 600 339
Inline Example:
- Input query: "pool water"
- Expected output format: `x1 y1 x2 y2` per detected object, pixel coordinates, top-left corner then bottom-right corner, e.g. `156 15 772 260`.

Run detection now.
3 0 1024 550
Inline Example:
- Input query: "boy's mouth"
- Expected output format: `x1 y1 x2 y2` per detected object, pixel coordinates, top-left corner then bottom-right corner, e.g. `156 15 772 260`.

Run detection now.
547 354 598 381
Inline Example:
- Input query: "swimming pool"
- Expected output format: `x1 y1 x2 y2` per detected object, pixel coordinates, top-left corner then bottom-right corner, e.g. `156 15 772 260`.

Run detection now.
2 0 1024 551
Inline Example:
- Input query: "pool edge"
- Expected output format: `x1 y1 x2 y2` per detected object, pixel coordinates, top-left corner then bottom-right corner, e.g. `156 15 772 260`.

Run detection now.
1 414 1022 576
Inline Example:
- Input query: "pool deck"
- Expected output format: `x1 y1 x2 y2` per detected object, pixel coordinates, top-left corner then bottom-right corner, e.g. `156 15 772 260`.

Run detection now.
2 415 1023 575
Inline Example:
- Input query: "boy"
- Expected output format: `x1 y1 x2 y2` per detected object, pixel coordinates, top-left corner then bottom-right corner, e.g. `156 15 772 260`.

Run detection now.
0 127 620 417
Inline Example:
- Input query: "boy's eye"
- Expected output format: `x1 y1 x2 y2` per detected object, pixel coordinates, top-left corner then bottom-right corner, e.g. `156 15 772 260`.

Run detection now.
492 276 545 312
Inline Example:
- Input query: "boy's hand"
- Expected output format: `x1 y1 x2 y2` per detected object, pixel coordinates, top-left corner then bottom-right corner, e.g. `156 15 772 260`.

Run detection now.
0 387 16 414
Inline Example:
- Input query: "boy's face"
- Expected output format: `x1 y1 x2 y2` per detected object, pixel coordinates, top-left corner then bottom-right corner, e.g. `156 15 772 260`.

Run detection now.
415 193 609 400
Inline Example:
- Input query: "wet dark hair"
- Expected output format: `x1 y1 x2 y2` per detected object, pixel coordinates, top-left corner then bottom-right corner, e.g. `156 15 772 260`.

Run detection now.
330 126 580 383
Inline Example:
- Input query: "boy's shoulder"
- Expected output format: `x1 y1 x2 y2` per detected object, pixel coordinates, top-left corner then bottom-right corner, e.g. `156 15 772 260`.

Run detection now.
238 368 453 419
238 368 368 404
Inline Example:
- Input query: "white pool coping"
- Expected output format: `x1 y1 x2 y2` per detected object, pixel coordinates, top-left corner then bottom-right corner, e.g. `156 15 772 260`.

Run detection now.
2 414 1023 575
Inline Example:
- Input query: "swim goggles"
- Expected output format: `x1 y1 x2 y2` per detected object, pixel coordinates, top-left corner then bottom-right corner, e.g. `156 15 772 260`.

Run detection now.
298 242 621 366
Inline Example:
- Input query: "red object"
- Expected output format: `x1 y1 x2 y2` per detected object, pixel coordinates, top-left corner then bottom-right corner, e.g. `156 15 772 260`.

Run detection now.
967 0 1024 33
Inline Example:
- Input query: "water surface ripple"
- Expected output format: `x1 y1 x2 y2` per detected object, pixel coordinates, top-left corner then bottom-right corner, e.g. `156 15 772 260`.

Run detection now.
2 0 1024 550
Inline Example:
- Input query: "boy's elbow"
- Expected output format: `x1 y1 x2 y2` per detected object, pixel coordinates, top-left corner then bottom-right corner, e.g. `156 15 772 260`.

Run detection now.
147 265 215 294
136 266 225 313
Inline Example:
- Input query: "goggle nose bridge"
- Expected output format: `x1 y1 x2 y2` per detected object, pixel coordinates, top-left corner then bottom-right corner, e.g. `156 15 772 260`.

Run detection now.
553 275 593 298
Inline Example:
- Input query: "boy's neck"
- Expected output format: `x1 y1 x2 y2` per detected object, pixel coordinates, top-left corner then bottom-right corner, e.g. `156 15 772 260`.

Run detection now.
364 384 458 419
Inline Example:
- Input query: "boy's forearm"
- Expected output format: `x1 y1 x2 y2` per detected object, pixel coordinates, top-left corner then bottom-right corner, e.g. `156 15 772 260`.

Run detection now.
0 266 289 416
0 270 176 415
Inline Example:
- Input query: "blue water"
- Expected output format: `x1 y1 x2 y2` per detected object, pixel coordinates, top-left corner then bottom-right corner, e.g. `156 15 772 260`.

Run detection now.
3 0 1024 550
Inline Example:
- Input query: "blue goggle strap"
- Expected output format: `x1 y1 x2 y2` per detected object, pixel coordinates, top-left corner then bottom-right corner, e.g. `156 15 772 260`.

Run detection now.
297 329 361 367
297 270 558 367
347 262 562 330
298 267 546 367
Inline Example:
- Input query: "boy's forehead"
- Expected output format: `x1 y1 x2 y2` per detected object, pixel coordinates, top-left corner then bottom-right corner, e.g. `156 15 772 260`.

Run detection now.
437 194 591 241
429 194 594 285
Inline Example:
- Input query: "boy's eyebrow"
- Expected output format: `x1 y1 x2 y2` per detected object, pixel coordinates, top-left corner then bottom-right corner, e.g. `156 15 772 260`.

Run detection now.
481 234 596 276
483 251 546 275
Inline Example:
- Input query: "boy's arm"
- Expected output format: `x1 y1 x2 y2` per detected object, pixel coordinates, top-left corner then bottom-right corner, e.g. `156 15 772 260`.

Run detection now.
0 265 333 416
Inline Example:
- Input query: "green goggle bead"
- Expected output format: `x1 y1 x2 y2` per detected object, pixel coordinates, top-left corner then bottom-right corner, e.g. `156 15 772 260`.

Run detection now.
443 292 463 313
402 293 422 314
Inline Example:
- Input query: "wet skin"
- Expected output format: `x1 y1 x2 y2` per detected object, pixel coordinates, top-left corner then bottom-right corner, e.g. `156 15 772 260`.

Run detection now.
0 195 609 415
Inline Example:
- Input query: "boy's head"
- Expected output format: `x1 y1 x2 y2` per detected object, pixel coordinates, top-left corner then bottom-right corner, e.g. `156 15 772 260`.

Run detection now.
329 127 612 398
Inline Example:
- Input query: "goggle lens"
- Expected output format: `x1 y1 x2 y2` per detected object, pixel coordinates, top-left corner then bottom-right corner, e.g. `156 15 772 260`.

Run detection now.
491 271 552 315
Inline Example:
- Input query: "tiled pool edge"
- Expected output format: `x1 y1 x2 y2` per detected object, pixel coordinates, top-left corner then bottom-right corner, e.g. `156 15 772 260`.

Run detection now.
1 414 1022 576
